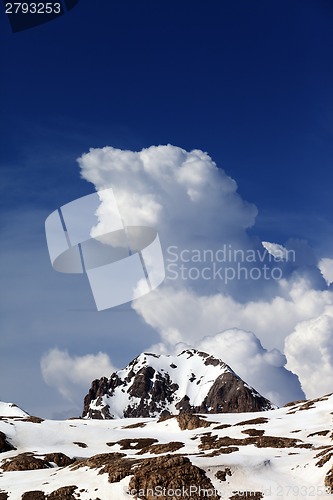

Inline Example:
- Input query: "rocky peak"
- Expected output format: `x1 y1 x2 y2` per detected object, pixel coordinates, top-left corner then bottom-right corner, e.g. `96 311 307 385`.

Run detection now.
82 349 274 419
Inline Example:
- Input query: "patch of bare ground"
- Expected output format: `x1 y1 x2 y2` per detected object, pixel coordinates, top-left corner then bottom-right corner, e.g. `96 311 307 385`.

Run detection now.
0 493 8 500
315 447 333 467
47 486 78 500
325 467 333 490
297 396 330 411
137 442 185 455
286 395 332 414
128 454 220 500
176 413 211 430
308 430 330 438
107 438 158 450
122 422 148 429
283 400 306 407
234 417 268 426
204 447 239 457
71 452 141 483
215 468 232 481
199 432 307 451
21 416 44 424
21 492 46 500
73 442 87 448
241 429 265 436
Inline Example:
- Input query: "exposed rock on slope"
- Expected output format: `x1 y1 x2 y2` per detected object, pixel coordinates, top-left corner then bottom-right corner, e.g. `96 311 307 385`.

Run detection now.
83 349 274 419
0 394 333 499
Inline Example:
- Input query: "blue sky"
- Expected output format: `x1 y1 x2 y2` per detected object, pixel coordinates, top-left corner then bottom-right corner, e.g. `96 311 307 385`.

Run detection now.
1 0 333 417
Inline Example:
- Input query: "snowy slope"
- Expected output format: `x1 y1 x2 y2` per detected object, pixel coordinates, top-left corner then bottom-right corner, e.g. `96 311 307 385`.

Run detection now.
0 394 333 499
0 402 29 418
83 349 274 419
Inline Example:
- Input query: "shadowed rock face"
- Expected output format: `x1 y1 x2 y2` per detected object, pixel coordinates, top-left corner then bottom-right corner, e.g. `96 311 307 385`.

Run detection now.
0 431 15 453
82 349 274 419
199 372 271 413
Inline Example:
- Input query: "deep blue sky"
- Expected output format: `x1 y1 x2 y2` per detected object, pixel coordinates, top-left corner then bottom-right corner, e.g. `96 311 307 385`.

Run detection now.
1 0 333 416
1 0 333 242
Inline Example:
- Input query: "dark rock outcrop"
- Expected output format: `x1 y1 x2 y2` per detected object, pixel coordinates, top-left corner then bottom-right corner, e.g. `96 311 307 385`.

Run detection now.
128 454 220 500
0 431 15 453
176 412 211 431
1 453 50 472
198 372 271 413
21 492 46 500
47 486 78 500
44 452 74 467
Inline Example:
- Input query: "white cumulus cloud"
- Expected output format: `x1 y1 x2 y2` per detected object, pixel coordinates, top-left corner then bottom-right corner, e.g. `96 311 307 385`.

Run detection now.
285 307 333 398
132 278 333 353
41 348 117 403
78 145 257 245
197 329 304 406
318 258 333 286
147 328 304 406
77 144 333 404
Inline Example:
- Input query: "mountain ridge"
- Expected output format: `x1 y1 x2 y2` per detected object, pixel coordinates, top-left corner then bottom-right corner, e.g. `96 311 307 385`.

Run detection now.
82 348 274 419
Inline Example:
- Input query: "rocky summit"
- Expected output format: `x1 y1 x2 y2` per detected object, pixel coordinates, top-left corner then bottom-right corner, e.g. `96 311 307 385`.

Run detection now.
82 349 274 419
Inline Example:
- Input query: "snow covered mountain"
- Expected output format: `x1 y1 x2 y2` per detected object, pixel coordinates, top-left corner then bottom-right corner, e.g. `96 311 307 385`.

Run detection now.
83 349 274 419
1 395 333 499
0 402 29 419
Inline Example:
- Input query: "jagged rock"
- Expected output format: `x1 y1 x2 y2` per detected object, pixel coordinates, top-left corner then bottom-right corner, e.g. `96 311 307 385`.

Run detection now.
47 486 78 500
82 349 273 419
315 448 333 467
21 492 46 500
137 441 185 455
199 432 305 451
0 493 8 500
307 430 330 437
1 453 50 471
215 468 232 481
128 454 220 500
157 410 173 422
0 431 15 453
44 452 74 467
176 412 211 430
71 453 139 483
199 372 271 413
21 416 44 423
242 429 265 436
325 466 333 489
